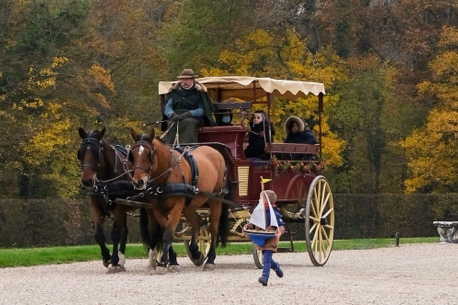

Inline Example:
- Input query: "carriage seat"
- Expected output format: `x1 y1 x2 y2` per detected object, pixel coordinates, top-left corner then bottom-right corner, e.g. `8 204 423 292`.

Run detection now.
269 143 320 160
433 221 458 243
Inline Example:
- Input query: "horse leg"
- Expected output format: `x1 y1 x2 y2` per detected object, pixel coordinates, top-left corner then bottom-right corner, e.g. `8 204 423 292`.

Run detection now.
146 206 180 272
140 208 157 268
159 203 183 269
203 200 223 271
168 246 180 272
109 207 127 272
146 205 174 273
91 200 111 268
182 208 205 264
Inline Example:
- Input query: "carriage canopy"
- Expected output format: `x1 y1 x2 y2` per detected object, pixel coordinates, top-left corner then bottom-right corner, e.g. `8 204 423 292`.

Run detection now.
158 76 325 103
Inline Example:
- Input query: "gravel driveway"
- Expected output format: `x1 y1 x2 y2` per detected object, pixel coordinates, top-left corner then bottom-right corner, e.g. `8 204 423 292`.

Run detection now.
1 243 456 305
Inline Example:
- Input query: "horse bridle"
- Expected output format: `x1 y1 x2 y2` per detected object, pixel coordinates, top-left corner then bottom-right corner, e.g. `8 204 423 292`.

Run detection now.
78 136 104 172
129 140 156 174
79 133 132 186
130 139 187 187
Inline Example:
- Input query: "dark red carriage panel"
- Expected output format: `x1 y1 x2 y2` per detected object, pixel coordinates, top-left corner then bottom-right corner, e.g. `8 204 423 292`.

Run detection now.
198 125 248 160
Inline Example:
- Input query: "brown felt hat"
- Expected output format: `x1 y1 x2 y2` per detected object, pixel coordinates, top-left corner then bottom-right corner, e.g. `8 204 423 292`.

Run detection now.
177 69 198 79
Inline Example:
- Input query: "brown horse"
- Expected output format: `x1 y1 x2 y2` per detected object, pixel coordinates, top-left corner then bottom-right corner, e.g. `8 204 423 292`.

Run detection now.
129 128 229 271
78 127 179 271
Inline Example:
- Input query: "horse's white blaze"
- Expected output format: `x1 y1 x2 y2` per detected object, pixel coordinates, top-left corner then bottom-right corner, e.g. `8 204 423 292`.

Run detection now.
138 145 144 154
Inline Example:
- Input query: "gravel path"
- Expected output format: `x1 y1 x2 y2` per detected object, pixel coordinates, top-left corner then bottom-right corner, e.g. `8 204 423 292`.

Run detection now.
1 243 456 305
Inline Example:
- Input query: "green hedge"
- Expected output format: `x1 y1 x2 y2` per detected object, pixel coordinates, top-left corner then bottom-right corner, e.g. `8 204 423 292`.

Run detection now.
334 194 458 239
0 198 142 248
1 194 458 248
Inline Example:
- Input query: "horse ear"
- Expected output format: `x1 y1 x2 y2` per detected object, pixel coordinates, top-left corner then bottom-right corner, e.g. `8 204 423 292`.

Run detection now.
78 127 86 139
148 128 155 141
100 127 105 138
130 128 137 141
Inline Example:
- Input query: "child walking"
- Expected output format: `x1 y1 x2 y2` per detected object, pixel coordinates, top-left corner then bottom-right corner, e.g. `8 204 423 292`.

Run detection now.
256 190 286 286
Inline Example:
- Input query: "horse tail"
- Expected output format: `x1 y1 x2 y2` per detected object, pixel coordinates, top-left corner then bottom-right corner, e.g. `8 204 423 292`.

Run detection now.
218 202 229 247
218 173 232 247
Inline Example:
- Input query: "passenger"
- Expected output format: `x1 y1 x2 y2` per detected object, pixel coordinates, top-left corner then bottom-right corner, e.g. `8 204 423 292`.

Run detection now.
215 109 233 126
283 115 317 160
244 110 275 160
162 69 216 145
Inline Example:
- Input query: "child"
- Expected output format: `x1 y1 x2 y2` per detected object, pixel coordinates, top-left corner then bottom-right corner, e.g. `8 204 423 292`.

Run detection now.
283 115 317 160
256 190 286 286
244 110 275 160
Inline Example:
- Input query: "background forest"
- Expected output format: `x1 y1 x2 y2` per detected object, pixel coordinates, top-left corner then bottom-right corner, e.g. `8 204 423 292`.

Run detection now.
1 0 458 199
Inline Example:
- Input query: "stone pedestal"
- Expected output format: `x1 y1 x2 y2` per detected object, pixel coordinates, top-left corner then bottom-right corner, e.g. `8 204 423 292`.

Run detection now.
433 221 458 243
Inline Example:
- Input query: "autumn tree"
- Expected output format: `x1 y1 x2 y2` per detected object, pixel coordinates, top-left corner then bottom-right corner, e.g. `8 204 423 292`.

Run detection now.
0 0 168 198
202 28 346 167
401 26 458 193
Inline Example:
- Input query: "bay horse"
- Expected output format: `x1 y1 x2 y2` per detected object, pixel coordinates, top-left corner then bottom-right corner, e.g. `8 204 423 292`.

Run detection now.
78 127 179 272
129 127 229 271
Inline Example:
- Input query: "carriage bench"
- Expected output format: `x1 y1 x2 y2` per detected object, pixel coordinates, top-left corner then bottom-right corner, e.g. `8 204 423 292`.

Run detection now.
433 221 458 243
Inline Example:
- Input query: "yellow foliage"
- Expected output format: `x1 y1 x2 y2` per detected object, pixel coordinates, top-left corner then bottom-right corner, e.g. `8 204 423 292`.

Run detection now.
203 28 347 167
438 26 458 48
94 93 110 109
23 102 71 166
401 109 458 192
88 65 116 93
401 27 458 192
26 57 68 92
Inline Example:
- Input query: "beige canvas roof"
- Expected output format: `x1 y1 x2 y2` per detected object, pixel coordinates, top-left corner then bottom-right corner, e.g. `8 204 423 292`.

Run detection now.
158 76 325 101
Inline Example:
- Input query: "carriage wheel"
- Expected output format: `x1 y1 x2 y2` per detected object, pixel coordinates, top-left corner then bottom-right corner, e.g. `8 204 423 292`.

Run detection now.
252 243 263 269
184 224 211 266
305 175 334 266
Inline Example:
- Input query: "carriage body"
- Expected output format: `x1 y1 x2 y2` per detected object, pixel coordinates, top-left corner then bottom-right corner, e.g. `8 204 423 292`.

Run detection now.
158 76 335 267
159 76 325 206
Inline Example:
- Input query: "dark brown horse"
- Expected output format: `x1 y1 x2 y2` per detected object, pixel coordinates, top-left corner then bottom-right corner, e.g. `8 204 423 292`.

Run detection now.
129 128 229 271
78 127 179 271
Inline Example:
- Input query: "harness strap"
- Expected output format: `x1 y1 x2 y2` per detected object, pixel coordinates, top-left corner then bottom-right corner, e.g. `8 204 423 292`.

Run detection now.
174 146 199 187
135 183 235 207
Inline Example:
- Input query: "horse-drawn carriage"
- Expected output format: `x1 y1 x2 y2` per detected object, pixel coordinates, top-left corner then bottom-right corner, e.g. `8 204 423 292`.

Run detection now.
79 76 334 272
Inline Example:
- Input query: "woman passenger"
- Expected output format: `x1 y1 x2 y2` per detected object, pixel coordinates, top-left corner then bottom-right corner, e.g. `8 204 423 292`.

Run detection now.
244 110 275 160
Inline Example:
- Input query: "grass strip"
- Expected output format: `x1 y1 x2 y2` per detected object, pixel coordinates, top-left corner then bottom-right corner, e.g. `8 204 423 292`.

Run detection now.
0 237 438 268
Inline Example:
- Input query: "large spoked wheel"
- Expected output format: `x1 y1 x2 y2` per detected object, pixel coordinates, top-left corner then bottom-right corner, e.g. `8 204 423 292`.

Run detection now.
184 224 211 266
252 243 263 269
305 175 335 266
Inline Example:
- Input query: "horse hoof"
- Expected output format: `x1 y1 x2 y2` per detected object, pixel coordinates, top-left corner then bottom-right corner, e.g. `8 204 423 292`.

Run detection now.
150 266 167 275
168 265 181 273
148 260 157 270
103 260 110 268
107 265 125 274
118 252 126 269
148 249 157 268
203 263 215 271
190 254 206 267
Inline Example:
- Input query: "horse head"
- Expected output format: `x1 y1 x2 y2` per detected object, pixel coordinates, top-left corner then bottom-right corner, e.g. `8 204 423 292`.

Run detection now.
129 128 157 190
78 127 106 187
